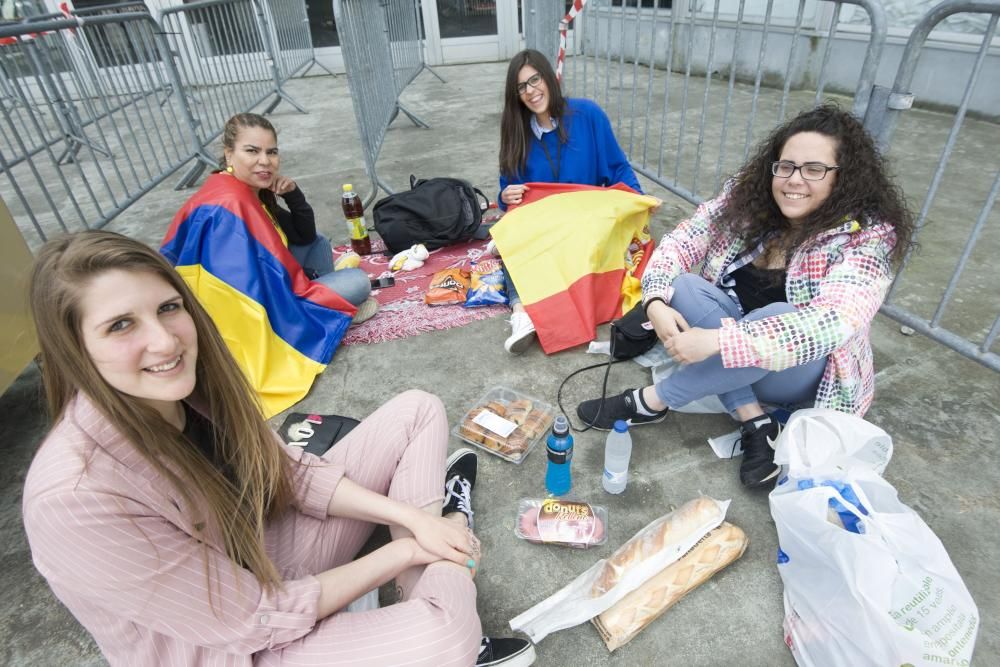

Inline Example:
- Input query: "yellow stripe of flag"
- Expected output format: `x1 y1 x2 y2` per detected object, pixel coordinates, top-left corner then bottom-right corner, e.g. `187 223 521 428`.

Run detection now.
177 265 326 418
490 190 657 306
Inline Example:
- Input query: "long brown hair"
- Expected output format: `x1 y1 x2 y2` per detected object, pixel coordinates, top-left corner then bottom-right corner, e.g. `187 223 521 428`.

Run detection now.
722 103 915 265
220 112 282 213
499 49 568 179
29 231 294 591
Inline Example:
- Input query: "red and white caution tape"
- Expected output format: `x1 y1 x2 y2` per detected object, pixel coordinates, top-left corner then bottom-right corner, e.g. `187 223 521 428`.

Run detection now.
556 0 587 81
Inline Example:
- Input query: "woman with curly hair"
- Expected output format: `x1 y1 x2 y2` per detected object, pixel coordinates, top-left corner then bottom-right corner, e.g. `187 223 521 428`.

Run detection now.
576 104 914 488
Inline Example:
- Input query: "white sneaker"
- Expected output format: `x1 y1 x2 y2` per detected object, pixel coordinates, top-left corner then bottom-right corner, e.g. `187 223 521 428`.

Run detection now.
504 311 536 354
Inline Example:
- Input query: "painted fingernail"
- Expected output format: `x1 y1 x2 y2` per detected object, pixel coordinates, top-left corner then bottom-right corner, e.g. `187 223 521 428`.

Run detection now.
466 559 476 569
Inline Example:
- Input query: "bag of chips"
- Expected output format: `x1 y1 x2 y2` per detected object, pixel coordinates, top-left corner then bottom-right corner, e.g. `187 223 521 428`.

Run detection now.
424 268 470 306
464 258 509 307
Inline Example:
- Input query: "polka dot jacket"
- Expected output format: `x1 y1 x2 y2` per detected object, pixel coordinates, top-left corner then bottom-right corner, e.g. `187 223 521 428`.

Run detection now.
642 190 898 417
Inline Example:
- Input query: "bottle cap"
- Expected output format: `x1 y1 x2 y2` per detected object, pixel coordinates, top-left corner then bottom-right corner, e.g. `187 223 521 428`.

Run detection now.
552 414 569 436
343 184 353 192
613 419 628 433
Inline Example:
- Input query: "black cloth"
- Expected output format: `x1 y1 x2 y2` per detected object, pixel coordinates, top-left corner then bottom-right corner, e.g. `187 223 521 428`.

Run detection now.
731 262 787 313
270 186 318 246
182 403 236 484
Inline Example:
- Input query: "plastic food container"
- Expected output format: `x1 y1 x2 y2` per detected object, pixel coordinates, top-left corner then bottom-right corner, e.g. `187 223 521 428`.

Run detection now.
515 498 609 549
452 386 555 463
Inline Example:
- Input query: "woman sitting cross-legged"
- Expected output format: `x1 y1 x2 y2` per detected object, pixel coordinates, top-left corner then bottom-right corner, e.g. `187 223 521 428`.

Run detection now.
577 104 915 488
22 231 535 667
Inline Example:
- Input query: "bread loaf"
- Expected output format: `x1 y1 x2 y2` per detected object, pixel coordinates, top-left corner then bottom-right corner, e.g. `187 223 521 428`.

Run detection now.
593 522 748 651
591 497 723 596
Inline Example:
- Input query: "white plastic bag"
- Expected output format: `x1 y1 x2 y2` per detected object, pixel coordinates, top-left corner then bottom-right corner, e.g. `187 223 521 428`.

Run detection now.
770 412 978 667
773 407 893 477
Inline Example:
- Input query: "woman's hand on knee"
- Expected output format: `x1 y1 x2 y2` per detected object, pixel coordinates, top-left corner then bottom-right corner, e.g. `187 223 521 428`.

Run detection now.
664 327 720 364
647 301 689 342
409 513 481 570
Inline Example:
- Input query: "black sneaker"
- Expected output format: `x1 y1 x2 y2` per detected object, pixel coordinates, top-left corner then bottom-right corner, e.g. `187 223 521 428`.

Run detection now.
476 636 536 667
738 416 782 487
442 448 477 528
576 388 669 431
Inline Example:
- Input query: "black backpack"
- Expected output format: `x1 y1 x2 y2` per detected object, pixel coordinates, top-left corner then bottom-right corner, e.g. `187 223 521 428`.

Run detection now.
372 175 489 254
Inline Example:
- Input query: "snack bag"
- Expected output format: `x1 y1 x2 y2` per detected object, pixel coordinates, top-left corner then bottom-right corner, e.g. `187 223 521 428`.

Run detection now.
515 498 608 549
464 259 509 307
425 268 470 306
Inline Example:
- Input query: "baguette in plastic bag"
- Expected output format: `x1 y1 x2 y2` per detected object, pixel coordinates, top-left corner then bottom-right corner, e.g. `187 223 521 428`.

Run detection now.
509 497 729 643
592 522 749 651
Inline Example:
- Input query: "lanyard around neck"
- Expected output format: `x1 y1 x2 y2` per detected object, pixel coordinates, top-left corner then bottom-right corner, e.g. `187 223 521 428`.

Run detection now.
538 134 561 183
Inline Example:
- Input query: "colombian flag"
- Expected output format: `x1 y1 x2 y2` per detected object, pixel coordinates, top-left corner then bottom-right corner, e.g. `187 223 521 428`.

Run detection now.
491 183 657 354
161 173 354 417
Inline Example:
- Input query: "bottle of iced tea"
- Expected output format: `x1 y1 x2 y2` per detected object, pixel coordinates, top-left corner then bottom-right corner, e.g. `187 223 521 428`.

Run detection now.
341 184 371 255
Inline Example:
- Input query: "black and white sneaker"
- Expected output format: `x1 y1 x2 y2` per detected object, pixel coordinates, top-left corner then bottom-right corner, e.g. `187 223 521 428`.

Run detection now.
738 415 782 488
442 448 477 529
576 388 669 431
476 636 536 667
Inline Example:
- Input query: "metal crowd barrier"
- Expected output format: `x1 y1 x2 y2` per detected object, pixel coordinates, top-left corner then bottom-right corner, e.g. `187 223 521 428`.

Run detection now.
1 0 326 248
333 0 437 206
263 0 334 79
866 0 1000 372
557 0 887 207
0 11 205 247
160 0 307 186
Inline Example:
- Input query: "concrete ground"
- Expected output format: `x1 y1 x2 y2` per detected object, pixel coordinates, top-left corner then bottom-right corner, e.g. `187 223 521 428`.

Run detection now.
2 62 999 666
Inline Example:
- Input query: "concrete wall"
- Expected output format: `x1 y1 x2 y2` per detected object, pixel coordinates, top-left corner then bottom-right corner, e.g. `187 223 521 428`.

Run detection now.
576 8 1000 118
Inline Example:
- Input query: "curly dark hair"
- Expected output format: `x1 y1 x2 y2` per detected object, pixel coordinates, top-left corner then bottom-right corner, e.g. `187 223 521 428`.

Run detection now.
499 49 568 179
721 103 914 266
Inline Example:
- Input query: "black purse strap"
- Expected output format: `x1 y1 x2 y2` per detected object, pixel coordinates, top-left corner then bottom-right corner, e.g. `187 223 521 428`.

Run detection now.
556 355 628 433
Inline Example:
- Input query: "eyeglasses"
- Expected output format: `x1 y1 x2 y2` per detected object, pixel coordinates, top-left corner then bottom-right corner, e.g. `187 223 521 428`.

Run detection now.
516 73 543 95
771 160 839 181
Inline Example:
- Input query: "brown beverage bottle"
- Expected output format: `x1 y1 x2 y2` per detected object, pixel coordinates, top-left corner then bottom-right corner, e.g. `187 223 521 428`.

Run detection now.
341 184 372 255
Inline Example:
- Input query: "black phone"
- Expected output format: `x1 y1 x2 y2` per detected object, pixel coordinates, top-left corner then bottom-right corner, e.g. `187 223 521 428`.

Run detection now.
370 276 395 288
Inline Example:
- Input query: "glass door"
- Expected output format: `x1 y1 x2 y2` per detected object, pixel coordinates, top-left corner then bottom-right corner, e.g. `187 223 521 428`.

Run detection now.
421 0 522 65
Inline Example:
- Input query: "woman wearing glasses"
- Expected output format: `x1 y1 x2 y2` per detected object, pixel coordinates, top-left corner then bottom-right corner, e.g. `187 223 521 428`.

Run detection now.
496 49 644 354
576 104 914 488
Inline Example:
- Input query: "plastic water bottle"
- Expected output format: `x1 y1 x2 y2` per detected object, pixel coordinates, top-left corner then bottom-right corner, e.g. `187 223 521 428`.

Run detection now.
602 420 632 494
545 415 573 496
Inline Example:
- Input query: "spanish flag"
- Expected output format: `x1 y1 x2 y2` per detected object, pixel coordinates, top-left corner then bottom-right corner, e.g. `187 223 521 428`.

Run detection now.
491 182 656 354
161 173 354 417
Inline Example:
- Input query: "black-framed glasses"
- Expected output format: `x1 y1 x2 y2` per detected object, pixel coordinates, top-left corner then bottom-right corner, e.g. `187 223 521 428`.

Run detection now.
771 160 839 181
516 73 543 95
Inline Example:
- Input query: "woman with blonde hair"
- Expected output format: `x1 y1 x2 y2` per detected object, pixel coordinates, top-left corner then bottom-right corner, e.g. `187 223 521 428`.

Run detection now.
22 231 535 667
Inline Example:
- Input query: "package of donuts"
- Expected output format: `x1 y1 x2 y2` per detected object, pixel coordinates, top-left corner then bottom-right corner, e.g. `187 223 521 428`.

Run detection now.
452 386 555 463
515 498 609 549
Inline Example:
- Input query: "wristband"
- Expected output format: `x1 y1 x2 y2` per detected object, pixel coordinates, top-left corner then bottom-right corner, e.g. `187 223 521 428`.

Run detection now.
643 297 667 316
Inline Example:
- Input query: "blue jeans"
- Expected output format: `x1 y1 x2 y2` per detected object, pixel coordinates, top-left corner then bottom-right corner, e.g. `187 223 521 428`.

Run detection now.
290 234 371 307
654 273 826 414
502 264 521 306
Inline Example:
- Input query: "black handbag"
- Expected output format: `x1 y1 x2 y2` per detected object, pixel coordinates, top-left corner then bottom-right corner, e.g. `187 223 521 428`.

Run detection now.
610 302 658 360
557 302 659 431
278 413 360 457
